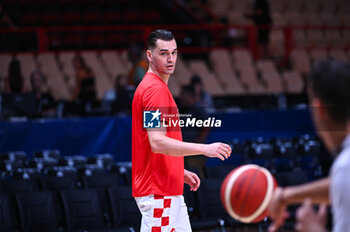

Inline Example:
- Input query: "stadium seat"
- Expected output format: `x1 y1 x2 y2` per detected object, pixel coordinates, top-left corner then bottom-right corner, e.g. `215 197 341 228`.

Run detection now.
256 60 278 74
37 52 72 100
34 149 61 160
273 157 294 173
103 8 122 24
58 155 87 168
183 184 201 224
82 7 102 25
107 186 141 230
0 54 12 80
290 49 310 76
106 33 129 48
285 0 303 14
275 171 308 187
188 60 224 96
1 171 40 194
325 30 345 47
262 72 284 94
232 49 253 66
208 0 230 18
0 194 19 232
110 164 131 186
20 11 40 27
81 51 112 100
269 0 284 15
58 51 76 91
329 48 349 61
307 30 328 47
0 151 26 164
173 55 193 85
286 12 305 26
100 51 128 80
282 70 304 94
292 30 309 47
209 49 246 94
195 178 239 229
271 12 287 26
63 33 84 49
85 33 105 49
205 165 237 180
15 191 61 232
269 30 285 57
60 189 107 231
304 13 322 26
122 9 142 24
210 49 235 77
144 10 163 24
16 53 38 90
61 5 82 25
26 157 58 171
40 168 81 191
303 0 321 13
87 154 114 168
239 68 265 94
310 49 328 63
41 4 62 25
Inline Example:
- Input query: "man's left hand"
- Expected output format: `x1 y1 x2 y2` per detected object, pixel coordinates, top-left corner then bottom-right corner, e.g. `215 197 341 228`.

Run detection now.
295 198 328 232
184 169 200 191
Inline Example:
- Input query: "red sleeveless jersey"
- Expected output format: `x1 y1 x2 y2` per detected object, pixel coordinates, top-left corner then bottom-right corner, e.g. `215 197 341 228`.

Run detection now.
132 72 184 197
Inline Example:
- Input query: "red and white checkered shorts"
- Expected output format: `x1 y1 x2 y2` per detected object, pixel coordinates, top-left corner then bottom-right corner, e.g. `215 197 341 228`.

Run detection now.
135 194 191 232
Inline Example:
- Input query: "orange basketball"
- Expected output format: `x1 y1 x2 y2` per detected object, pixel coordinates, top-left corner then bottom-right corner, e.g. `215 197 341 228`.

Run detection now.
220 164 278 223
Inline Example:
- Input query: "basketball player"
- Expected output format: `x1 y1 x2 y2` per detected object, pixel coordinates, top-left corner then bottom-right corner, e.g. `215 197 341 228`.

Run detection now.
132 29 231 231
268 59 350 232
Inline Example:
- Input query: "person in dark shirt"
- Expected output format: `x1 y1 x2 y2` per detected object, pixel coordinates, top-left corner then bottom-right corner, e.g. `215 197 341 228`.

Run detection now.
30 70 56 116
104 74 134 114
7 58 23 93
249 0 272 59
72 55 96 103
179 85 210 178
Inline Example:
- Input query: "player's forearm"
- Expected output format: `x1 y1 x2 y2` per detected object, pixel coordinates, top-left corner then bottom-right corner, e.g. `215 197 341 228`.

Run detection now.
149 134 205 157
283 178 330 205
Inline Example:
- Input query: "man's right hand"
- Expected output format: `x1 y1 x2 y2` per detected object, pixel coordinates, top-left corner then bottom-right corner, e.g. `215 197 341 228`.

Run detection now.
203 142 231 160
268 187 290 232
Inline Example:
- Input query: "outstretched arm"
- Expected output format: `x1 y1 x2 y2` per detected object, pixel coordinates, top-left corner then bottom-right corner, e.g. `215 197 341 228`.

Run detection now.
268 177 330 232
147 127 231 160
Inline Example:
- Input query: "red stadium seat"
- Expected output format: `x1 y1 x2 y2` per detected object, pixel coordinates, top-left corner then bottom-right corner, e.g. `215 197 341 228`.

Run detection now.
83 11 102 24
144 11 163 24
48 32 63 49
62 12 82 25
103 11 122 24
41 12 61 25
85 33 105 48
122 10 142 24
64 33 84 49
106 33 128 48
20 13 39 26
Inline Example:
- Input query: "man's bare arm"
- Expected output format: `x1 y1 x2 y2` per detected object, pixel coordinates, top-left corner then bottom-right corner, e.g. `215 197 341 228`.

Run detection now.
147 128 231 160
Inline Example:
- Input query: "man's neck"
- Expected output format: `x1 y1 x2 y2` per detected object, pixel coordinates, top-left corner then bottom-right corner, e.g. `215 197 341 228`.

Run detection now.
147 67 170 85
323 130 348 157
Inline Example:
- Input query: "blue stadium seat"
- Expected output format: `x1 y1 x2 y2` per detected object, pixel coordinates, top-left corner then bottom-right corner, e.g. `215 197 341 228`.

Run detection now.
60 189 107 231
107 186 141 231
0 194 20 232
15 191 61 232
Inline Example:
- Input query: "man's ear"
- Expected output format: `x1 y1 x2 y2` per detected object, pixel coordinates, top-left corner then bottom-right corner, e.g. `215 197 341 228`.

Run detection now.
313 98 326 120
146 50 152 63
314 98 336 125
